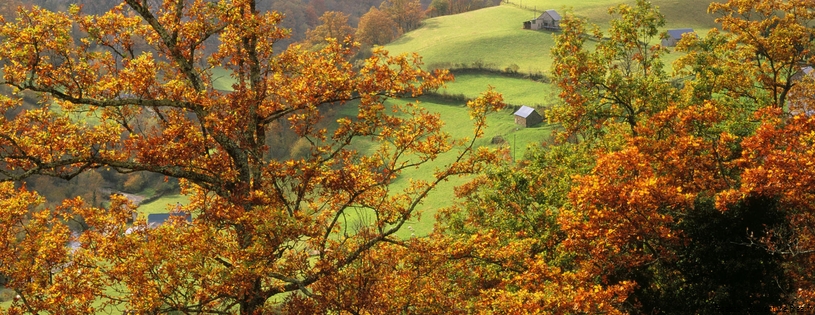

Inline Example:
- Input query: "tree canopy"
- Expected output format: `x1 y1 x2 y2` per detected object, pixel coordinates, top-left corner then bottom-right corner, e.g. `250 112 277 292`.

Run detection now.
0 1 503 314
5 0 815 314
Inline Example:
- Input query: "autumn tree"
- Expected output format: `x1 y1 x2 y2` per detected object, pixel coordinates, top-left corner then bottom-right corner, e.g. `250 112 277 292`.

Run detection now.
355 6 400 47
431 143 638 314
655 196 789 313
545 0 815 312
671 3 815 306
0 1 503 315
550 0 676 140
380 0 424 34
435 0 815 313
300 11 355 51
427 0 449 17
708 0 815 108
716 104 815 307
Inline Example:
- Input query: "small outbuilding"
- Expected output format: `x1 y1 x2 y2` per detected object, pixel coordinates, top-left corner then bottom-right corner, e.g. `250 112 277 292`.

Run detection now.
513 105 543 127
662 28 696 47
524 10 561 30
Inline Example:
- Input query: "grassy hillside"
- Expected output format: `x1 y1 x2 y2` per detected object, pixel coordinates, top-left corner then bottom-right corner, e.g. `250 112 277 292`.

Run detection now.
441 70 557 107
386 0 720 75
137 194 190 215
335 95 554 237
387 5 555 74
505 0 719 30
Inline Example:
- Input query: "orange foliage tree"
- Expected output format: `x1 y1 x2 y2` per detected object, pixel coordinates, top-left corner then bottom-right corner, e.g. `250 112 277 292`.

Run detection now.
709 0 815 108
355 6 400 47
547 0 815 312
433 143 634 314
379 0 424 34
300 11 355 51
484 0 815 312
0 1 503 314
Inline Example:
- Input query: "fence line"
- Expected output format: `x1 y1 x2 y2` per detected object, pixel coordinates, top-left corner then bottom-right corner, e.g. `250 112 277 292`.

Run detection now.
502 0 542 13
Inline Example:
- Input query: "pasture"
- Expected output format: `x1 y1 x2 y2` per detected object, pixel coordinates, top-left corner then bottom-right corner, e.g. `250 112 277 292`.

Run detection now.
334 93 556 238
387 0 720 77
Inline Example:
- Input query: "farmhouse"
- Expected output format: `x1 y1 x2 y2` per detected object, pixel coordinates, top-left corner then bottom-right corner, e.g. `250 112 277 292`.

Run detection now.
661 28 696 47
513 105 543 127
523 10 561 30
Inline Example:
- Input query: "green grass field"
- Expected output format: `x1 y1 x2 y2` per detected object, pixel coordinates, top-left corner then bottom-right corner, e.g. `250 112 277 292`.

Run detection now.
387 5 557 74
332 93 554 238
442 70 557 107
504 0 719 30
378 0 727 236
137 194 190 215
386 0 719 76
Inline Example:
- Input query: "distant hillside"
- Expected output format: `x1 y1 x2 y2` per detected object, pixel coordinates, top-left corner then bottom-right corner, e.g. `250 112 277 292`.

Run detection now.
505 0 718 29
385 0 720 74
386 5 553 74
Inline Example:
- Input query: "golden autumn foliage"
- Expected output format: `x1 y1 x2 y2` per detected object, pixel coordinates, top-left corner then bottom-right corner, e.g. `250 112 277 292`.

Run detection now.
7 0 815 314
709 0 815 108
540 0 815 312
0 1 504 314
379 0 423 34
355 6 399 47
300 11 355 51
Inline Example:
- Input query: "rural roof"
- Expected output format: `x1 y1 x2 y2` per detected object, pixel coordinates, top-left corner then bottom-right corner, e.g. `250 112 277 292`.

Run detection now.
514 106 537 118
545 10 561 21
667 28 695 39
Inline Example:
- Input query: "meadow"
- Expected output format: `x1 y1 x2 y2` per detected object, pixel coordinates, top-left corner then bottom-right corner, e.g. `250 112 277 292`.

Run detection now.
387 0 719 75
311 91 555 238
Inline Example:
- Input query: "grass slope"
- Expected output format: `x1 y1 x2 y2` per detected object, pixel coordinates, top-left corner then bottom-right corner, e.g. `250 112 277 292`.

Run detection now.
441 70 557 107
387 5 555 74
137 194 190 215
335 95 554 238
386 0 719 75
505 0 719 30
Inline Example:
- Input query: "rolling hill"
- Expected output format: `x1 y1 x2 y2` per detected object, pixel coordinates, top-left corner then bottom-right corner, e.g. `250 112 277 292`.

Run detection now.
386 0 720 75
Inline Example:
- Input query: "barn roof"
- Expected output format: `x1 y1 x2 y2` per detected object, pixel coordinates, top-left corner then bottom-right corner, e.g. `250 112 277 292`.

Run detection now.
514 106 537 118
545 10 561 21
666 28 694 39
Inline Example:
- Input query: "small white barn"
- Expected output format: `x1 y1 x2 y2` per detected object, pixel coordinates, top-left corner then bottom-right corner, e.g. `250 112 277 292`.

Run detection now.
524 10 561 31
513 106 543 127
662 28 696 47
